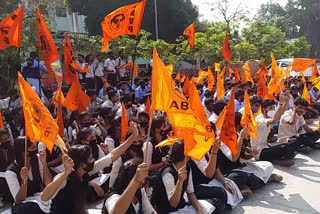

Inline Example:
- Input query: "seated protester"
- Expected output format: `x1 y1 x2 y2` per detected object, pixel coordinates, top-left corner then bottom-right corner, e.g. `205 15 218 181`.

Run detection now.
117 81 130 97
189 138 229 213
278 97 320 151
288 85 299 110
137 95 148 114
72 111 107 140
75 128 109 201
7 108 25 145
38 143 62 168
204 98 215 118
137 111 150 137
234 89 244 112
252 93 298 166
196 84 205 101
0 89 22 111
41 122 140 214
98 84 115 101
247 88 256 97
115 94 134 120
87 89 103 113
135 80 149 104
208 99 227 124
151 140 215 214
6 137 52 214
65 111 80 143
131 77 140 91
218 113 281 201
0 129 15 205
143 116 170 172
202 90 214 107
104 117 122 152
99 107 115 131
101 90 121 112
239 95 262 116
104 159 155 214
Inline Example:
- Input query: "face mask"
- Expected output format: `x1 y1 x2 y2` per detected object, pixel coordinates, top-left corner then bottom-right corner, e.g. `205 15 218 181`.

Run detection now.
0 141 10 149
28 150 37 158
139 122 148 128
84 162 94 172
130 144 143 153
89 140 97 145
251 106 259 113
267 110 276 118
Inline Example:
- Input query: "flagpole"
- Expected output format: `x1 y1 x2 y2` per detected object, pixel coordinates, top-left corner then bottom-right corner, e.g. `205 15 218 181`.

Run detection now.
154 0 159 40
143 113 153 163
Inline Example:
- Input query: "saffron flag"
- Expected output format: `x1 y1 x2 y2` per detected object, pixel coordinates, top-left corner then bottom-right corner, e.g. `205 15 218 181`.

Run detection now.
241 62 253 83
268 53 284 95
302 83 311 104
100 39 109 52
222 31 232 62
216 67 225 99
182 76 191 97
196 68 207 84
145 97 151 116
166 64 174 75
221 66 226 79
183 22 195 48
180 75 186 83
121 102 129 141
215 107 227 131
175 72 181 82
292 58 317 72
240 91 257 140
0 6 23 49
18 72 58 153
285 63 292 78
234 68 240 82
215 63 221 72
100 76 111 88
255 106 262 118
36 9 60 67
64 33 78 85
257 72 268 99
52 86 65 138
0 110 4 129
311 64 318 82
229 66 234 77
64 79 90 112
220 88 238 155
101 0 146 42
300 70 306 83
207 66 215 91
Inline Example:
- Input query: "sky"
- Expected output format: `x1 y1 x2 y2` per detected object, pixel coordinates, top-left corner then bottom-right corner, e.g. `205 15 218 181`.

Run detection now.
191 0 288 22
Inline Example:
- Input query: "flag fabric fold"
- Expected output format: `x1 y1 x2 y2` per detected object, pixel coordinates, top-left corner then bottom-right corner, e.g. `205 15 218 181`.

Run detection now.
121 102 129 141
240 91 257 140
183 22 195 48
222 31 232 62
64 79 90 112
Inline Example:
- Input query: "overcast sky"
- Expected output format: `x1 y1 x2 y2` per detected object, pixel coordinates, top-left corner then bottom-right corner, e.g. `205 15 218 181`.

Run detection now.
191 0 288 22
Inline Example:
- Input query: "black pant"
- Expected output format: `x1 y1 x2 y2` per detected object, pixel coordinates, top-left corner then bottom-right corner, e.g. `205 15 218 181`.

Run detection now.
85 77 96 90
227 171 265 191
0 177 12 202
194 185 227 213
95 76 103 94
12 202 46 214
260 132 320 161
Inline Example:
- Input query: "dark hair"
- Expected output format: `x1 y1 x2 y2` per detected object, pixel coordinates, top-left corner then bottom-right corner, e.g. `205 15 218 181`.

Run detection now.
294 97 309 107
261 99 276 109
138 111 150 121
250 95 262 105
78 54 84 58
108 90 118 99
99 107 113 118
290 85 299 91
150 116 165 136
204 90 214 98
235 89 245 99
204 98 214 107
77 127 94 142
134 77 140 85
0 128 9 137
213 99 227 116
78 111 89 121
235 112 242 128
86 89 97 96
168 140 185 164
306 81 312 87
121 94 132 103
68 145 92 171
29 51 38 59
14 137 32 167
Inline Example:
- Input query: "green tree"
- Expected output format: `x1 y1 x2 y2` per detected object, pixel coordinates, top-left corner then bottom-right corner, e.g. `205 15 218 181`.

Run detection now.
286 36 311 58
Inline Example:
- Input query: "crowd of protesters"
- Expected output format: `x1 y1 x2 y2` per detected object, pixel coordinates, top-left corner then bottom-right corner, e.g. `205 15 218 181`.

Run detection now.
0 50 319 214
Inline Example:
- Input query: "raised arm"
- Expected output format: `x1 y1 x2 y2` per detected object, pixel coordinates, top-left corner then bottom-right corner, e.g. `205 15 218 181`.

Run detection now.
232 128 248 162
205 140 221 178
267 92 290 126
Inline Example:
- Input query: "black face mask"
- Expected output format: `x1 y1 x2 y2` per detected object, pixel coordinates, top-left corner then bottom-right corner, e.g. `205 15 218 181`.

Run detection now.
139 122 148 128
130 143 143 153
89 139 97 145
0 141 10 149
84 162 94 172
28 150 37 158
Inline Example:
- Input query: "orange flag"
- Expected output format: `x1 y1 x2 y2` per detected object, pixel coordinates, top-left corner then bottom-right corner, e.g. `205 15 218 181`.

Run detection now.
182 76 191 97
264 93 275 100
0 110 4 129
36 9 60 69
52 86 65 138
196 68 207 84
241 62 253 83
189 82 210 125
0 6 23 49
215 63 221 72
300 70 306 83
285 63 292 78
18 72 58 153
184 22 195 48
166 64 174 75
101 0 146 42
215 107 227 131
229 66 234 77
220 66 226 79
100 76 110 88
100 39 109 52
207 66 215 91
216 67 225 99
121 102 129 141
180 75 186 83
268 53 284 95
220 88 238 155
240 91 257 140
222 31 232 62
311 64 318 82
257 72 268 99
175 72 181 82
292 58 317 72
64 33 78 85
302 83 311 104
64 79 90 112
145 97 151 115
255 106 262 118
234 68 240 82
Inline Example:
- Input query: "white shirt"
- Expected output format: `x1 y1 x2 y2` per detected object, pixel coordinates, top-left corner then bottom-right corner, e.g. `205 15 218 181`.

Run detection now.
105 188 154 214
76 61 86 80
0 97 22 110
116 58 127 77
278 109 306 144
85 63 95 78
250 114 271 158
88 98 103 112
101 100 121 112
104 58 116 73
115 105 133 120
94 60 105 77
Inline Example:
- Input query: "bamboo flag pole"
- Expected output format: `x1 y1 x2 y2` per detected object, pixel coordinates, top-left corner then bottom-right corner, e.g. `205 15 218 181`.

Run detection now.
143 112 154 163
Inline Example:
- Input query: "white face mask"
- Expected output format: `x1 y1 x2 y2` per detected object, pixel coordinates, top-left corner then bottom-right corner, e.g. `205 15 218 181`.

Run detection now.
267 110 276 118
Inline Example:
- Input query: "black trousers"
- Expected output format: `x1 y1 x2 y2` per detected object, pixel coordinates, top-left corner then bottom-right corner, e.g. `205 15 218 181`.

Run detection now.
227 171 265 191
260 132 320 161
95 76 103 94
85 77 96 90
194 185 227 213
12 202 46 214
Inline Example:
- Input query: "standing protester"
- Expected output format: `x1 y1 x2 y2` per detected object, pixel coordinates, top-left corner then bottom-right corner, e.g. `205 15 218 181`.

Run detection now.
94 53 105 94
76 54 86 82
84 54 96 90
116 51 128 81
104 52 117 83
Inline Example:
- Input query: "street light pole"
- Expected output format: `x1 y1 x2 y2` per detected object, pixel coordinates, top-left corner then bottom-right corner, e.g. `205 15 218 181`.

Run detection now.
154 0 159 40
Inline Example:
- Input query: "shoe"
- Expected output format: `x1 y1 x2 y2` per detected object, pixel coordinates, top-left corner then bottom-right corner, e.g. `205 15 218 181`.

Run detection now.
268 174 283 183
273 159 295 167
